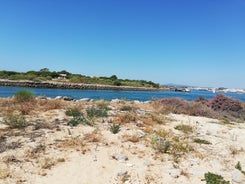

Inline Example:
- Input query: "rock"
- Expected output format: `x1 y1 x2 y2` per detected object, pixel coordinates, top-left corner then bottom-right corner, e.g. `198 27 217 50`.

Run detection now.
55 96 62 100
126 163 134 167
232 169 245 183
36 96 47 100
137 130 146 138
133 100 141 104
117 171 128 176
112 154 128 162
143 160 151 167
111 99 120 103
169 170 181 179
79 98 90 102
206 130 212 135
62 96 74 101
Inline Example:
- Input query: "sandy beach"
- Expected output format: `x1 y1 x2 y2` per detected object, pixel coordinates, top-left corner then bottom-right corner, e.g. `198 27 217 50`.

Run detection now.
0 98 245 184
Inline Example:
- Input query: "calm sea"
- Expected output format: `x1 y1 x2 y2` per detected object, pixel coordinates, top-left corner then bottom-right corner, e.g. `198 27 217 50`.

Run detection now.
0 86 245 102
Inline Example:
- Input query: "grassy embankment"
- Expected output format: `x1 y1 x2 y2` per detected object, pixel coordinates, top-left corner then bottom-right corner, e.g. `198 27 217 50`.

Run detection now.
0 69 160 88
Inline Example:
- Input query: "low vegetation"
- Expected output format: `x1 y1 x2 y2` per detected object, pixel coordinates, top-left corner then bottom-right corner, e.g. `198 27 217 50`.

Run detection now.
202 172 230 184
66 108 91 126
174 124 193 134
155 94 245 122
86 106 108 118
14 89 35 102
2 113 29 128
65 108 82 117
194 138 211 145
120 105 133 111
110 124 120 134
235 161 245 175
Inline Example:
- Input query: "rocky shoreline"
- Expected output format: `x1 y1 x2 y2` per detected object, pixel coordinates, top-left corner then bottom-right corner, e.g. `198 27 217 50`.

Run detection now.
0 79 166 91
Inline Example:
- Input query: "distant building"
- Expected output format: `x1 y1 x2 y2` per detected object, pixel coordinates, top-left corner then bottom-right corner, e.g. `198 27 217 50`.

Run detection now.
59 74 67 80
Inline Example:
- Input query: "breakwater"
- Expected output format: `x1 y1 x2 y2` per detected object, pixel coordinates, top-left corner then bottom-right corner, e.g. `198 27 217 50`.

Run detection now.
0 79 164 91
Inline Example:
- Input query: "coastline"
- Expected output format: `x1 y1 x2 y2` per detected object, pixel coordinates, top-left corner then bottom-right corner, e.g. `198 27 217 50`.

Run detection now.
0 79 167 91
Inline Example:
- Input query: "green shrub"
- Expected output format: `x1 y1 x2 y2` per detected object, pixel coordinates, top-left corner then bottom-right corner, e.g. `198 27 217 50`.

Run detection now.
110 124 120 134
194 138 211 145
68 116 91 126
202 172 230 184
120 105 133 111
86 107 108 118
14 90 35 102
3 113 29 128
174 124 193 134
66 108 93 126
65 108 82 117
235 161 242 171
235 161 245 175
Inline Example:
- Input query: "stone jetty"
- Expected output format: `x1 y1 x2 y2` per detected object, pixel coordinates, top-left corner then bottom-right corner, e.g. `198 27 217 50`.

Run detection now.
0 79 166 91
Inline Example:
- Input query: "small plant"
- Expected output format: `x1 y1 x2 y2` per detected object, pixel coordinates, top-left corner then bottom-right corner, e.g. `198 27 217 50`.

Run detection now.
110 124 120 134
175 124 193 134
150 134 171 153
95 101 111 110
221 118 232 125
235 161 242 171
14 89 35 102
150 113 167 124
3 113 29 128
66 108 91 126
202 172 230 184
68 116 91 126
235 161 245 175
120 105 133 111
194 138 211 145
86 106 108 118
65 108 82 117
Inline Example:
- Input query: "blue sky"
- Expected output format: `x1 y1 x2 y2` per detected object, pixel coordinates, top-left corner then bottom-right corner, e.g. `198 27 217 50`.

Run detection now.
0 0 244 88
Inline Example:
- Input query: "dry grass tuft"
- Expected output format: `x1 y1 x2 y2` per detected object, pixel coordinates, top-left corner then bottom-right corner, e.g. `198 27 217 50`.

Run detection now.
122 134 140 143
35 99 64 111
61 137 85 150
0 163 10 179
114 113 136 124
83 130 102 143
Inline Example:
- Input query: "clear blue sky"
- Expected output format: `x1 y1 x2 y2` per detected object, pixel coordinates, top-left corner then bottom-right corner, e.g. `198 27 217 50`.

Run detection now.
0 0 244 88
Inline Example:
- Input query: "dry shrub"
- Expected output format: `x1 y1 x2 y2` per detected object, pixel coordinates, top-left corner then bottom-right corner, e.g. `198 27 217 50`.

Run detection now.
175 124 193 134
3 113 29 128
158 98 217 118
140 113 168 126
114 113 136 124
141 118 156 126
210 94 243 112
0 141 22 153
41 157 57 169
209 94 245 120
83 131 102 143
61 138 85 150
36 99 64 111
122 134 140 143
0 163 10 179
0 98 37 115
26 144 46 159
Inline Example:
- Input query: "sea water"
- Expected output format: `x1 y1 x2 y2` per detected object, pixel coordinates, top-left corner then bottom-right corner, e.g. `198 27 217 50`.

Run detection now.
0 86 245 102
